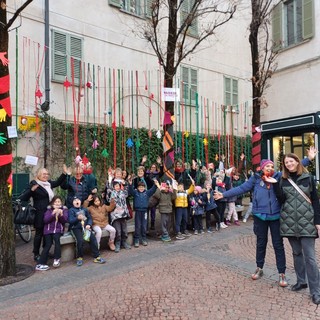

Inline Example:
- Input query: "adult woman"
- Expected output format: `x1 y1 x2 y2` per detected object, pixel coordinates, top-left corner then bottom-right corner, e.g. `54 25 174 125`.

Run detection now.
274 153 320 305
19 165 70 261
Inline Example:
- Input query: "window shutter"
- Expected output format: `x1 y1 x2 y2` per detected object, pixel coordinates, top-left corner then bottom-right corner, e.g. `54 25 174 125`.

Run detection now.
70 36 82 82
145 0 153 18
180 0 189 29
224 77 231 106
232 79 238 105
52 31 67 82
190 68 198 105
272 3 282 51
109 0 122 8
303 0 314 40
182 66 189 102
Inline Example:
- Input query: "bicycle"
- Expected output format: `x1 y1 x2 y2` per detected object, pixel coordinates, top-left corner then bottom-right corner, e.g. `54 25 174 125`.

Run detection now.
12 199 32 243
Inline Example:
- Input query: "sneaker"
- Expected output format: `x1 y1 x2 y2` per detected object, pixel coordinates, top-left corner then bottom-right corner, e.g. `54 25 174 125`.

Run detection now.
94 256 106 264
207 228 213 233
251 267 263 280
279 273 288 287
234 220 240 226
76 258 83 267
199 230 205 234
182 231 192 237
226 220 231 226
122 242 131 250
161 235 171 242
134 241 140 248
220 222 228 229
108 241 115 251
176 232 185 240
194 230 198 235
242 218 247 223
142 240 148 246
53 259 61 268
35 264 49 271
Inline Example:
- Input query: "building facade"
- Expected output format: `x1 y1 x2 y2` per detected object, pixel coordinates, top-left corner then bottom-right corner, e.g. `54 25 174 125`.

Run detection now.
263 0 319 180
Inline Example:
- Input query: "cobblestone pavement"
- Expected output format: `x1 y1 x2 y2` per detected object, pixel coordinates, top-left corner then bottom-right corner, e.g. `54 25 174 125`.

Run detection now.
1 218 320 320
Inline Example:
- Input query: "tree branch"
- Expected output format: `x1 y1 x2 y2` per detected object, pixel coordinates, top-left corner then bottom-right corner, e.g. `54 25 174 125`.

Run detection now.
5 0 33 30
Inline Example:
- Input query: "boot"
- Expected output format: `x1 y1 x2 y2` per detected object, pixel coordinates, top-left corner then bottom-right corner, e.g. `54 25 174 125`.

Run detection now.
109 240 115 251
114 241 120 253
121 240 131 250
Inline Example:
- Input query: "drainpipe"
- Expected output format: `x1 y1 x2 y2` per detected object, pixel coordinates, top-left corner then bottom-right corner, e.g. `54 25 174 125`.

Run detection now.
43 0 50 167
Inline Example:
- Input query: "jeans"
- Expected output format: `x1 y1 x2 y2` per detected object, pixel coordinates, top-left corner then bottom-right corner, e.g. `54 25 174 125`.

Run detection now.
206 208 220 229
33 227 44 256
160 213 170 236
288 237 320 296
134 210 148 242
39 233 62 265
71 228 100 259
243 202 253 220
253 216 286 274
193 215 203 231
175 207 188 233
113 218 128 243
216 201 227 224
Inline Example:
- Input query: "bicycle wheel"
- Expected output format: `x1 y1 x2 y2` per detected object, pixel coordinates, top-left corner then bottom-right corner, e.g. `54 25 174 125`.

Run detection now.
16 224 32 243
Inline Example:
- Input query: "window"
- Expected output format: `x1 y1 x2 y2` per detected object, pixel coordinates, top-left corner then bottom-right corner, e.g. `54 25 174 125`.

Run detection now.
224 76 238 108
109 0 152 17
181 66 198 106
52 30 83 83
180 0 198 37
272 0 314 50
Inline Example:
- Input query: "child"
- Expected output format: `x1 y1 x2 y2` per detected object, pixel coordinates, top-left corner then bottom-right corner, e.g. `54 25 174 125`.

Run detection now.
128 180 157 247
153 181 177 242
83 194 117 251
35 196 68 271
225 172 241 226
110 181 131 252
214 174 228 229
68 196 106 266
174 180 194 240
203 183 220 232
190 186 205 235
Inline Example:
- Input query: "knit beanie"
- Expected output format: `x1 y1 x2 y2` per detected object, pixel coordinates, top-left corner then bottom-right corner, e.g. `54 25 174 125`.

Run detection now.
195 186 202 193
260 159 274 170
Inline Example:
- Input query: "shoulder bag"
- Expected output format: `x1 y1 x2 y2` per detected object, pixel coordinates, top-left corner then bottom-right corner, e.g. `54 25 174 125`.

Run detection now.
13 201 36 225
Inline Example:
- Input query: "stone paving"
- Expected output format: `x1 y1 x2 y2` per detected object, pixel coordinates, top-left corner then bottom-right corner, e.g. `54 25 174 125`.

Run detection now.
1 219 320 320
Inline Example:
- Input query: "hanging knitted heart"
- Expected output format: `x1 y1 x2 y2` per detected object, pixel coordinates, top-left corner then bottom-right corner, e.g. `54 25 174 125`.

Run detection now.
101 149 109 158
126 138 134 148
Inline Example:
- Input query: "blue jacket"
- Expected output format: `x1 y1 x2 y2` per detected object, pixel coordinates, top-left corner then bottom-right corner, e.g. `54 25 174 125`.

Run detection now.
222 172 282 220
68 206 93 229
129 184 157 211
203 190 218 211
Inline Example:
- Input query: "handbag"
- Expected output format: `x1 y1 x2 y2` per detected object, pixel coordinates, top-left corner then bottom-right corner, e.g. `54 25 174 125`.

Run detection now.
287 178 312 204
13 201 36 225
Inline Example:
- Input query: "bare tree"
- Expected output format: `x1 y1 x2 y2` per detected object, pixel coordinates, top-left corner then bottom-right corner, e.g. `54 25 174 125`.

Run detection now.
0 0 34 278
142 0 236 178
249 0 279 167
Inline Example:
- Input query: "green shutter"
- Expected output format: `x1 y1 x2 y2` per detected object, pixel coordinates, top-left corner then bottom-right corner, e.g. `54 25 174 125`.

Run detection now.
145 0 153 18
303 0 314 39
180 0 189 28
182 66 189 103
232 79 238 105
190 68 198 105
52 31 67 82
272 3 282 51
70 36 82 81
109 0 122 8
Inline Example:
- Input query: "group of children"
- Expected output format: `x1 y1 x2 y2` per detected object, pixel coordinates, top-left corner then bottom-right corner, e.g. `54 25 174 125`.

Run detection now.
35 156 249 271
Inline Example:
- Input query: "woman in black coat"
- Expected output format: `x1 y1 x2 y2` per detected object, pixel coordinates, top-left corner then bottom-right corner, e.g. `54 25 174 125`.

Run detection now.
19 165 70 261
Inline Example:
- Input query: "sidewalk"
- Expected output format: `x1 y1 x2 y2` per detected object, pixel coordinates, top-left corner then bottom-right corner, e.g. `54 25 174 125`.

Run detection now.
1 218 320 319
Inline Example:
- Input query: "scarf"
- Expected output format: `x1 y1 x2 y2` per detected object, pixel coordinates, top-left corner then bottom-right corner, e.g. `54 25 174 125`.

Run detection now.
35 179 54 201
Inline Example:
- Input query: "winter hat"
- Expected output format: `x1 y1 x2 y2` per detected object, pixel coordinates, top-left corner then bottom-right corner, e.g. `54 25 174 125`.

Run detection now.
195 186 202 193
260 159 274 170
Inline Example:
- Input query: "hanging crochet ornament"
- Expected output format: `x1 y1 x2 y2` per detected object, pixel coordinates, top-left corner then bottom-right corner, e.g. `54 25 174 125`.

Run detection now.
184 131 190 138
92 140 99 149
0 132 7 144
156 130 162 139
7 172 12 196
135 139 141 148
203 138 208 146
101 148 109 158
63 78 71 88
86 81 93 89
35 89 43 98
126 138 134 148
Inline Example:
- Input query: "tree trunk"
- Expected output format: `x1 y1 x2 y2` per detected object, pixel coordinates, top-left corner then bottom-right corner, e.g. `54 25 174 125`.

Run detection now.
249 0 262 168
0 1 16 278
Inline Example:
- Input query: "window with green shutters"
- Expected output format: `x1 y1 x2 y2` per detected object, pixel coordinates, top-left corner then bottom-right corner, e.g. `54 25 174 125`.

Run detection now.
272 0 314 50
181 66 198 106
109 0 151 17
224 76 238 110
52 30 83 83
180 0 198 38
